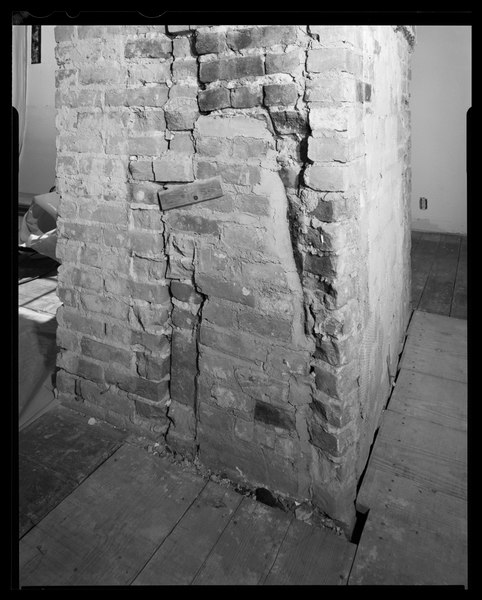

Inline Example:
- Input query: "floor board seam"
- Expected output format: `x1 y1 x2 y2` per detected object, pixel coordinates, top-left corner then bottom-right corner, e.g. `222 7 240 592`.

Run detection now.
189 493 245 585
128 478 210 586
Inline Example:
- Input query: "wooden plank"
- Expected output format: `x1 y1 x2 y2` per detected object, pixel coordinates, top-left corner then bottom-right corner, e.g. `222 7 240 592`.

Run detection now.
418 234 461 316
264 518 356 585
19 455 77 539
399 343 467 382
192 496 292 585
349 508 467 586
389 368 467 431
19 406 126 484
410 232 441 309
403 315 467 359
408 309 467 340
451 236 467 319
158 177 224 211
357 464 467 536
411 230 423 244
133 481 243 585
370 411 467 500
19 444 206 586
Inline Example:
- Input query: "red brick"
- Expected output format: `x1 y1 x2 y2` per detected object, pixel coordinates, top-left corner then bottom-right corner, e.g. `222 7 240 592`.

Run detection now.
128 136 169 156
129 230 164 257
125 37 171 59
136 353 171 380
77 357 105 384
307 48 362 75
199 55 264 83
200 326 266 363
304 164 350 192
254 400 296 432
169 132 195 154
195 30 227 54
196 274 255 307
130 301 170 331
171 330 198 407
131 331 171 354
237 309 292 342
172 307 197 329
129 160 154 181
313 360 358 400
236 193 271 217
79 63 126 85
80 292 130 320
202 298 238 329
172 58 198 79
57 306 105 337
230 86 263 108
81 337 132 369
265 50 301 74
106 85 169 108
135 399 168 420
105 364 169 402
69 266 103 292
303 253 339 279
164 96 200 130
307 191 357 222
128 182 164 205
270 110 308 135
171 281 202 303
153 154 194 182
130 208 164 231
263 83 298 107
226 26 298 51
198 87 231 112
314 336 355 366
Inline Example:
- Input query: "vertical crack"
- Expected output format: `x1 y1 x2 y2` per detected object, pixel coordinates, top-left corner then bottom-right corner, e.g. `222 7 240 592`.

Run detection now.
191 266 207 456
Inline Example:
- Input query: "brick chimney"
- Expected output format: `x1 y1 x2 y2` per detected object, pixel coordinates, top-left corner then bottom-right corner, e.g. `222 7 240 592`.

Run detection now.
54 24 414 533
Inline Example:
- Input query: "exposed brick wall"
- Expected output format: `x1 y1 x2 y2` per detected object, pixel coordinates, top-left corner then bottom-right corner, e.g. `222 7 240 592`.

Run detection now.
53 24 413 533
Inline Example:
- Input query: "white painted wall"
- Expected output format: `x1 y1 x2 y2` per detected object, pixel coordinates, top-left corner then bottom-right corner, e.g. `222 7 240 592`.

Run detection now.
17 25 57 197
411 25 471 234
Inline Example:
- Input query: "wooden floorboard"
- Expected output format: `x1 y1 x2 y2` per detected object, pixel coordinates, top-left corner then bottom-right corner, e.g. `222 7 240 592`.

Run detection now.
400 311 467 382
133 482 243 586
357 467 467 535
451 236 467 319
350 310 467 586
19 444 206 586
418 234 461 316
400 343 467 383
349 509 467 586
192 496 293 585
19 454 78 539
19 407 126 486
410 232 441 309
372 411 467 500
388 369 467 431
264 518 356 586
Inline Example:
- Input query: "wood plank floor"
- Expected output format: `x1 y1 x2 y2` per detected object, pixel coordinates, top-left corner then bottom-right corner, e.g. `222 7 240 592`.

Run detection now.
18 406 357 587
17 231 468 587
411 231 467 319
349 310 467 586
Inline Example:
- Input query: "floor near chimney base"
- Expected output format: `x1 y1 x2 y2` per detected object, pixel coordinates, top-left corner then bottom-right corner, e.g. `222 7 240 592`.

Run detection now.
349 310 467 587
17 406 356 586
17 232 468 586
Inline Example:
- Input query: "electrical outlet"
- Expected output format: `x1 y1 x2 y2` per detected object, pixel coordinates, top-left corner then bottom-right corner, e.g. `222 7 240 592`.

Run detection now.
419 197 428 210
